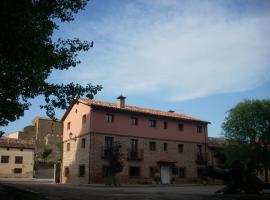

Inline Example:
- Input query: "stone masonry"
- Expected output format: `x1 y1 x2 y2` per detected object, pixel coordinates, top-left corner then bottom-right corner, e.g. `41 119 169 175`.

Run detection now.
62 132 207 184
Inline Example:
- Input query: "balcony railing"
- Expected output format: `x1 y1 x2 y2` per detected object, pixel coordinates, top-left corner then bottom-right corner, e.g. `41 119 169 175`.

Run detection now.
127 149 144 161
195 154 207 165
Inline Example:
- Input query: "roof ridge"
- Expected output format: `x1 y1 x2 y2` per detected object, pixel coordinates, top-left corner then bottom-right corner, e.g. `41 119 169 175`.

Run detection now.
78 98 208 123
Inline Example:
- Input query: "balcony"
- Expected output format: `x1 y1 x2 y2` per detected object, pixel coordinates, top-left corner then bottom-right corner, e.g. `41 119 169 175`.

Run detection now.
101 146 113 160
195 154 207 165
127 149 144 161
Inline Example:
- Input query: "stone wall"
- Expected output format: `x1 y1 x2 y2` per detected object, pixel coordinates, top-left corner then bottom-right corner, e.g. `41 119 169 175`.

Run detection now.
61 134 90 184
33 118 63 162
62 132 207 184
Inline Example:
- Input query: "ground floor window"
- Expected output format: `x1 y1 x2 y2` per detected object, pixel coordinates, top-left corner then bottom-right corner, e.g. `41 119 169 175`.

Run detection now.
15 156 23 164
179 168 186 178
197 168 204 177
102 166 113 177
129 167 140 177
149 167 155 178
14 168 22 174
79 165 85 177
64 167 69 177
1 155 9 163
172 167 178 176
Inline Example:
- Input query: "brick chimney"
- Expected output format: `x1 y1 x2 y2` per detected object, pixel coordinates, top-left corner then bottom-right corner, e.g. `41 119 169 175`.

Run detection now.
116 95 126 108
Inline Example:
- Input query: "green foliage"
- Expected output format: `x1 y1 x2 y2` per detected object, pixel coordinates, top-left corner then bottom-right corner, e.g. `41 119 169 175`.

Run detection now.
56 141 63 161
42 147 52 162
108 141 124 176
171 177 176 184
0 0 102 128
105 141 124 186
222 99 270 177
153 176 161 184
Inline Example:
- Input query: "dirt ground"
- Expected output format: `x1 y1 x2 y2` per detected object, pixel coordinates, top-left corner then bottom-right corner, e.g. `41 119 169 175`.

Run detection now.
1 180 270 200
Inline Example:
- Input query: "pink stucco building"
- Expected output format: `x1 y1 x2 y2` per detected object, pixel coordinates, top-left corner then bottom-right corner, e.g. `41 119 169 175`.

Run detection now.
61 96 209 184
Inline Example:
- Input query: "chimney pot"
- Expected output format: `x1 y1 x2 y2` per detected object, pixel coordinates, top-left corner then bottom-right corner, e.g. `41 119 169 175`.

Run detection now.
116 95 126 108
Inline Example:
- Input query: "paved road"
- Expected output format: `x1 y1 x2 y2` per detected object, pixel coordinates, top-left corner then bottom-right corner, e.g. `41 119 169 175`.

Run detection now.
1 180 270 200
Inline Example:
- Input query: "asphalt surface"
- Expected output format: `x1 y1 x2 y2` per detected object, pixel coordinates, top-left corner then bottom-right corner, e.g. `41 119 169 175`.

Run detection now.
1 180 270 200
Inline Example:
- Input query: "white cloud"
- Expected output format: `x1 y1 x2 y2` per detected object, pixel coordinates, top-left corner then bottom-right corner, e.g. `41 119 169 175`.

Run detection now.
58 0 270 101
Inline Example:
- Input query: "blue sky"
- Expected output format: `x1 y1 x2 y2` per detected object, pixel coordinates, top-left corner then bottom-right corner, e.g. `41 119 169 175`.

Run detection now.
3 0 270 137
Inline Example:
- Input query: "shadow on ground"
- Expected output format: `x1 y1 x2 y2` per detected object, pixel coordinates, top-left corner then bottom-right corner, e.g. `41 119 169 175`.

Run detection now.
0 184 47 200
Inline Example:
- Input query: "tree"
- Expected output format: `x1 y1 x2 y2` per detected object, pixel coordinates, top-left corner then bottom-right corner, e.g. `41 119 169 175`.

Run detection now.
0 0 102 136
222 99 270 183
107 141 124 186
56 141 63 161
42 147 52 163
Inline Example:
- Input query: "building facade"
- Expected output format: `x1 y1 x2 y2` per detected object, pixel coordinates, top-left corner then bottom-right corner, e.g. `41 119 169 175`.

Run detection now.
6 117 63 162
0 138 35 178
61 96 209 184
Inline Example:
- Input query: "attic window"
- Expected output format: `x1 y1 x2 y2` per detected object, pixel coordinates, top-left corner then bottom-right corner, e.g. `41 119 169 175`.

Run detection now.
67 122 71 130
149 120 156 128
178 123 184 131
197 126 203 133
82 114 86 124
105 114 114 123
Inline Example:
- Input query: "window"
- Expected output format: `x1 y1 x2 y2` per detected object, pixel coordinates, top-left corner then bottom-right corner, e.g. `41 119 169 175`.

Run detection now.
149 120 156 128
203 126 207 133
172 167 178 175
1 156 9 163
102 166 113 177
79 165 85 177
197 168 204 177
64 167 69 177
178 123 184 131
197 126 203 133
149 167 155 178
81 138 86 148
67 143 70 152
67 122 71 130
6 147 9 151
131 117 138 126
178 144 184 153
163 121 168 129
15 156 23 164
130 139 138 152
20 148 23 151
179 168 186 178
75 109 78 113
82 114 86 124
129 167 140 177
197 144 202 156
105 114 114 123
105 136 114 150
163 143 168 152
14 168 22 174
149 142 156 151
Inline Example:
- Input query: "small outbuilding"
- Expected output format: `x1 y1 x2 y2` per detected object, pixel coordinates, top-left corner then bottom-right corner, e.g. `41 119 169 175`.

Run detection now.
0 137 35 178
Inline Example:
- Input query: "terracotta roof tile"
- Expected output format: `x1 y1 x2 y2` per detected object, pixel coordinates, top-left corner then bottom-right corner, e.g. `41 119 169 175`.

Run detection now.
0 137 35 149
79 98 209 123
